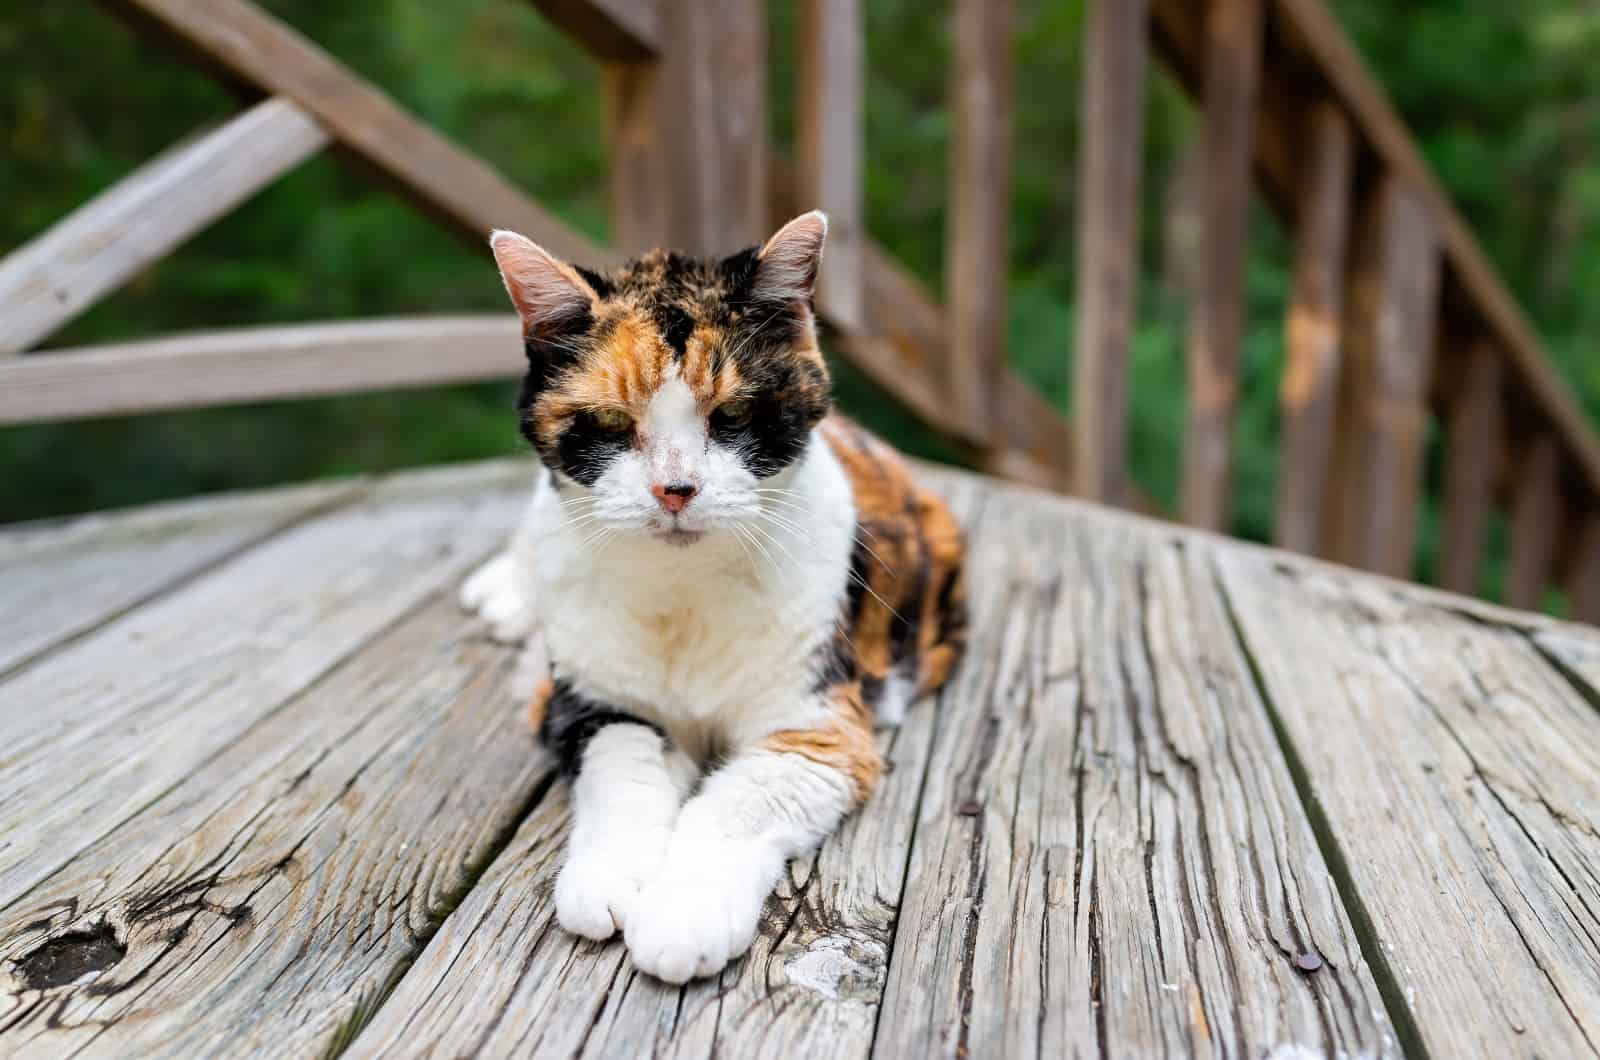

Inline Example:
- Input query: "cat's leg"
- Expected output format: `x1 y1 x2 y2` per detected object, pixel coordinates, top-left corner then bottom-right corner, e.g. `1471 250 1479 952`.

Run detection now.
623 691 880 983
549 707 699 940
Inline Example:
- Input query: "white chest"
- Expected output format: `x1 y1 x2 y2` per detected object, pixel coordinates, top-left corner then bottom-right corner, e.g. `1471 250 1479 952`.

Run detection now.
524 443 856 754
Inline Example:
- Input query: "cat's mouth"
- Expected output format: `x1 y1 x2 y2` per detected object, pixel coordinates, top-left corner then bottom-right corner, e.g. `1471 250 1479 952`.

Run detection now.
654 528 705 547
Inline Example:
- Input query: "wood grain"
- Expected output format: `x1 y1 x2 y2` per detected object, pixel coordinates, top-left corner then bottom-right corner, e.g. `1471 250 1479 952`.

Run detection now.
1325 175 1440 577
1507 435 1561 611
0 316 524 425
0 599 550 1058
0 98 326 355
872 483 1394 1057
100 0 611 267
1218 546 1600 1057
1180 0 1263 532
1438 342 1505 595
0 462 528 913
797 0 864 330
1072 0 1148 504
0 479 353 678
945 0 1013 446
1275 102 1352 556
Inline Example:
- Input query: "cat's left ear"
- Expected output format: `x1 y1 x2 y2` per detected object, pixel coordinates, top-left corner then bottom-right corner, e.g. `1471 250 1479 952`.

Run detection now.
750 211 828 305
489 229 600 340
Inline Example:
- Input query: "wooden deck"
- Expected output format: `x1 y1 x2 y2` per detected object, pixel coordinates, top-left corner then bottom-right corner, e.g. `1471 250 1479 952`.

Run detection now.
2 459 1599 1058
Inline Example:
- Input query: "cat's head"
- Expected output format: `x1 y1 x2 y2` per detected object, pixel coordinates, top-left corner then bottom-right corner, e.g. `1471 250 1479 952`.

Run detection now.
489 212 832 546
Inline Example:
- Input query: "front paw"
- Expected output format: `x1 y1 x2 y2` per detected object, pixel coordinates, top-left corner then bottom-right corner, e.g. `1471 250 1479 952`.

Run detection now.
555 829 672 941
459 552 536 643
623 862 772 983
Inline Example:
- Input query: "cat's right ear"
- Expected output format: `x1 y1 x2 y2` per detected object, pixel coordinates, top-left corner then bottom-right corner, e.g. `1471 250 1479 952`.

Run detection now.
489 230 599 340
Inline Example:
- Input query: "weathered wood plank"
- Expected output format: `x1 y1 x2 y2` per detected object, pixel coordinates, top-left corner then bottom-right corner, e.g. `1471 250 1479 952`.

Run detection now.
527 0 659 60
1325 175 1441 576
873 487 1394 1056
1507 435 1562 611
0 479 354 678
1275 102 1352 555
1438 342 1505 595
100 0 610 266
796 0 864 329
1180 0 1263 532
0 599 549 1058
343 475 984 1058
0 315 523 425
1218 546 1600 1057
0 462 529 912
945 0 1013 445
0 98 326 355
1534 622 1600 695
1072 0 1148 504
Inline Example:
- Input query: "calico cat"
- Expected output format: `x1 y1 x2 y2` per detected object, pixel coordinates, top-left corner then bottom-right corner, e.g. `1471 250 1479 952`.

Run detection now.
460 211 966 983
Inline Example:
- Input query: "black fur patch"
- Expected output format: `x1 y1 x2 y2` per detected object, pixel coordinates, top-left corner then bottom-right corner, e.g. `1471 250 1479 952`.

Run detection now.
553 411 632 486
540 680 663 777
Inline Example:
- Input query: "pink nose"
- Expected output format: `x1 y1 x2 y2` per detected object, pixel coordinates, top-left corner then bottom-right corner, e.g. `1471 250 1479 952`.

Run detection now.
651 481 698 514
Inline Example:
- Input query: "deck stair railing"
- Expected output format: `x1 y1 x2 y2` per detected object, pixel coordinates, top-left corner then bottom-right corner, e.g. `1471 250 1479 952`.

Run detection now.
2 0 1597 622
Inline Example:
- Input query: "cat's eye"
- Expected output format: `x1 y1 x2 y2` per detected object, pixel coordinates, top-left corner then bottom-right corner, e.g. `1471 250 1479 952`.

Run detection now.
591 408 633 433
714 398 754 425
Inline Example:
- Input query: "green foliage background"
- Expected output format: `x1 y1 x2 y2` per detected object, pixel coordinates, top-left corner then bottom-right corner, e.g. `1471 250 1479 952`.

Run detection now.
4 0 1598 596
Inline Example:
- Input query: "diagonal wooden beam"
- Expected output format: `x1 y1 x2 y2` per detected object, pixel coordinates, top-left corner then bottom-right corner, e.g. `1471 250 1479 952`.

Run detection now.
0 98 326 355
99 0 613 267
526 0 659 60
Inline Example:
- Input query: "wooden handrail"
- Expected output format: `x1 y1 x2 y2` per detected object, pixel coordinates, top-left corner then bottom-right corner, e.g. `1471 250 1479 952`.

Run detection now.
4 0 1595 618
101 0 613 267
0 318 523 425
0 99 326 355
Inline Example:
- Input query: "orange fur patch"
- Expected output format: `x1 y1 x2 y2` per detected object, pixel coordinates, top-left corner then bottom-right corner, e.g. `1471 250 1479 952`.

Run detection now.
528 676 554 733
759 683 883 802
821 415 968 705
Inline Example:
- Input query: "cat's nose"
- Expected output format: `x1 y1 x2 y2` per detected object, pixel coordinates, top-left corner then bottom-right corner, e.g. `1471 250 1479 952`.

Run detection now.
651 481 698 514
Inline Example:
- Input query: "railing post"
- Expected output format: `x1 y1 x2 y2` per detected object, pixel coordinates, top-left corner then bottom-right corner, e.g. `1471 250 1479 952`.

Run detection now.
946 0 1013 445
1438 342 1504 594
1507 436 1561 611
798 0 863 330
1570 515 1600 625
603 0 767 256
1072 0 1149 504
1325 175 1441 576
1179 0 1263 531
1275 102 1352 554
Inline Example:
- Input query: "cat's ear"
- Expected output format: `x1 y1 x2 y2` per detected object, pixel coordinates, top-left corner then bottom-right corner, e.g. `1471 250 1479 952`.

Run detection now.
751 210 828 305
489 229 599 339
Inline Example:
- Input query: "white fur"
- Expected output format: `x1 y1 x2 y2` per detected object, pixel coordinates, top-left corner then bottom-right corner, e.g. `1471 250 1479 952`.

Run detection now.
461 384 861 981
555 724 698 939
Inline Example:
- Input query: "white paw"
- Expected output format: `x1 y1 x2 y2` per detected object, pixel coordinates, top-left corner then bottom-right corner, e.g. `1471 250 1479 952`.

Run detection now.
554 831 672 941
460 552 536 643
623 856 772 983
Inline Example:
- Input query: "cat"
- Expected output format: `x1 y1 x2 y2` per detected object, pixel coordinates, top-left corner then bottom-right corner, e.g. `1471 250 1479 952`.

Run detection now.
459 211 966 983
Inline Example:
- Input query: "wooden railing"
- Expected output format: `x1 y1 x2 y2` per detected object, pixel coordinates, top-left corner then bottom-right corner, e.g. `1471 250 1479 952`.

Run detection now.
2 0 1597 622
